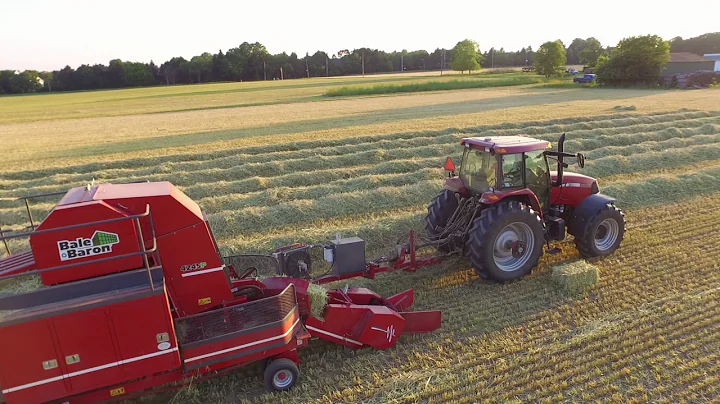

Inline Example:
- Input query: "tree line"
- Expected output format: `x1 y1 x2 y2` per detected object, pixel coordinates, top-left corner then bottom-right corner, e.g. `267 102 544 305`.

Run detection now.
1 33 717 94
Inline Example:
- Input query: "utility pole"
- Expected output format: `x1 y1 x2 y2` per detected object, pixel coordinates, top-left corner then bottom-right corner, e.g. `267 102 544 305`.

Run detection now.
440 49 445 76
361 51 365 77
263 60 267 80
305 58 310 78
401 54 404 72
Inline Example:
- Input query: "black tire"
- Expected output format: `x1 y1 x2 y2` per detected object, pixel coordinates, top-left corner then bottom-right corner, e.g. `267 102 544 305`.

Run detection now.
264 358 299 391
574 203 625 257
425 190 460 252
466 201 545 282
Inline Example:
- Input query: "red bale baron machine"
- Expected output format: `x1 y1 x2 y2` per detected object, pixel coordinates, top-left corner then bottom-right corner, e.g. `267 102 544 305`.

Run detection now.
0 133 625 403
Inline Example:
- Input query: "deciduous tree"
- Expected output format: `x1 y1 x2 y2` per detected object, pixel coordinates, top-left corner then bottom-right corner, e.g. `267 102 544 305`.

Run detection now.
595 35 670 86
534 40 567 77
452 39 482 73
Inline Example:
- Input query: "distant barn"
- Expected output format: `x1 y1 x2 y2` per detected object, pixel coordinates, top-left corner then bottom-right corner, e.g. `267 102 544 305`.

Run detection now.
663 52 715 76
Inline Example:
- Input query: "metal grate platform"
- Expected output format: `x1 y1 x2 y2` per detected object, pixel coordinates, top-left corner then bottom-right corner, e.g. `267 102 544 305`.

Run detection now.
175 284 297 346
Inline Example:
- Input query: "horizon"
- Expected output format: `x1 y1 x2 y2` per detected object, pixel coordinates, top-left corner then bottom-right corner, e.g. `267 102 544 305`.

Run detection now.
1 0 718 71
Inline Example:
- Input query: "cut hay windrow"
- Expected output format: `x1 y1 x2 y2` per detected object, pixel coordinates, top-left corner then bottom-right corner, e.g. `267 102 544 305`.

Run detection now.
531 116 720 144
3 141 720 229
0 110 710 183
207 180 441 237
217 208 426 255
0 134 461 192
579 142 720 179
197 169 442 213
580 128 720 158
601 164 720 207
4 118 720 200
566 123 720 152
0 159 446 226
0 143 460 199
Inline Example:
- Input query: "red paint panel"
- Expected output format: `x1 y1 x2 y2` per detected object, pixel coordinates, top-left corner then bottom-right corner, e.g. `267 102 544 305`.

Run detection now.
109 292 181 379
96 182 204 240
52 308 124 393
0 321 67 404
156 224 232 316
354 306 405 350
550 172 596 207
31 200 141 285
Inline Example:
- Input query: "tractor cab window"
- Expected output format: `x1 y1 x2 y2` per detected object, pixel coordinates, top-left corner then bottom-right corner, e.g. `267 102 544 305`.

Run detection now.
459 148 497 192
501 154 524 188
525 150 551 209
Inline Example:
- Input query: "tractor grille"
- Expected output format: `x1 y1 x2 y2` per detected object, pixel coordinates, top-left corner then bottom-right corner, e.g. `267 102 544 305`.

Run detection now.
175 284 297 346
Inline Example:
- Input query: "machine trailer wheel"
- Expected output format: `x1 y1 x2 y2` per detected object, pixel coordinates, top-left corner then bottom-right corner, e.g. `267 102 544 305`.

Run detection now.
425 190 460 252
264 358 299 391
574 203 625 257
466 201 544 282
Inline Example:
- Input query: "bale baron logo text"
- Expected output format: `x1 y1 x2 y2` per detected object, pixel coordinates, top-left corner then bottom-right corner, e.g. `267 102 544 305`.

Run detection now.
57 231 120 261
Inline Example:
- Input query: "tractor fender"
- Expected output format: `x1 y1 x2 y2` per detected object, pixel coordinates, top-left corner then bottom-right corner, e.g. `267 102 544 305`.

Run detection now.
481 189 544 219
568 193 617 237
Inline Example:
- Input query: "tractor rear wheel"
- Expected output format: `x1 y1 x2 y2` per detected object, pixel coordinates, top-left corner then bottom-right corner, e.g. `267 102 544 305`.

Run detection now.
466 201 545 282
425 190 460 252
574 203 625 257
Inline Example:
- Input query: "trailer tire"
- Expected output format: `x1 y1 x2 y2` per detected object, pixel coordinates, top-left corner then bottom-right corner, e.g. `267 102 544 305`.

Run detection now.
425 190 460 252
466 201 544 282
264 358 299 391
574 203 625 257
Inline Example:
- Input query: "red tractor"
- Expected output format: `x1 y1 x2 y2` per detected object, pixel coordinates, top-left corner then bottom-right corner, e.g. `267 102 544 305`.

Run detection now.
425 133 625 281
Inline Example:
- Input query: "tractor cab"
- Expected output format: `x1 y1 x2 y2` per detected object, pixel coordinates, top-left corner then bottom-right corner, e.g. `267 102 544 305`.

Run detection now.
445 135 586 213
456 136 553 209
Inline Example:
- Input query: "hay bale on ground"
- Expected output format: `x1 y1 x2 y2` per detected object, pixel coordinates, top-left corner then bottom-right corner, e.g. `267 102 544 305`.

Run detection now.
306 282 328 320
552 261 599 296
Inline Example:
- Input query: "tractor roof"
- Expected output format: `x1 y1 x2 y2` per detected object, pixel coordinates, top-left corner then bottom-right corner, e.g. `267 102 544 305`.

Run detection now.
461 135 551 154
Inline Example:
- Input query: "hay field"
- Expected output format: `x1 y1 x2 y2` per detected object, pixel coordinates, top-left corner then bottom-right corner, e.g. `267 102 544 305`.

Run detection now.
1 79 720 402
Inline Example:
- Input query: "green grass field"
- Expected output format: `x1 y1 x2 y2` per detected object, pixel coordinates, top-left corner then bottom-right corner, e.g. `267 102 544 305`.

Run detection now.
1 73 719 403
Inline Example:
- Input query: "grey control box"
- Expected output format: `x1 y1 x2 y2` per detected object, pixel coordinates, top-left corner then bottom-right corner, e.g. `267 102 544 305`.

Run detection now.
330 237 366 275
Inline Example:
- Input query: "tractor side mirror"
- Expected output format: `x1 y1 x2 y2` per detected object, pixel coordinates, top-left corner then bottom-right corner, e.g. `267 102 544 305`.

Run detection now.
444 156 456 177
576 153 586 168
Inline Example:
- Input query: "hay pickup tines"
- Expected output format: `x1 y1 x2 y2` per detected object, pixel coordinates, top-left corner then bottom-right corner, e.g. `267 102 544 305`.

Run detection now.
0 182 441 404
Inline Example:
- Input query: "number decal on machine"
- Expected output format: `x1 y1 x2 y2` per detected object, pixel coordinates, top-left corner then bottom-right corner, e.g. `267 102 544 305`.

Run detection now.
198 297 212 305
110 387 125 397
181 262 207 272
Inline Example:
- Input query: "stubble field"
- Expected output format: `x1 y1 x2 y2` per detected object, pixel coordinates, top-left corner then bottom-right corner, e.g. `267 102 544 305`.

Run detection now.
1 75 719 403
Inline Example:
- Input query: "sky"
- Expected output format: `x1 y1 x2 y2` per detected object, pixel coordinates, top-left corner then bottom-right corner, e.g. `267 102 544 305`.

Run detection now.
1 0 718 71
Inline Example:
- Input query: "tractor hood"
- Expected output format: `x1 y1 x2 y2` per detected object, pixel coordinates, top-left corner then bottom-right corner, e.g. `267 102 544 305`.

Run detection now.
551 171 596 188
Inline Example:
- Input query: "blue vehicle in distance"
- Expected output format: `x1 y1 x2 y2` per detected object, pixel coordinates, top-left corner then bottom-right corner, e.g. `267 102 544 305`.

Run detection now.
574 73 597 83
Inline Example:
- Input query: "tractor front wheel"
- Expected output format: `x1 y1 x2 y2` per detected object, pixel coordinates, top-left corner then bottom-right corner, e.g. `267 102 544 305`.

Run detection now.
425 190 460 252
574 203 625 257
467 201 545 282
